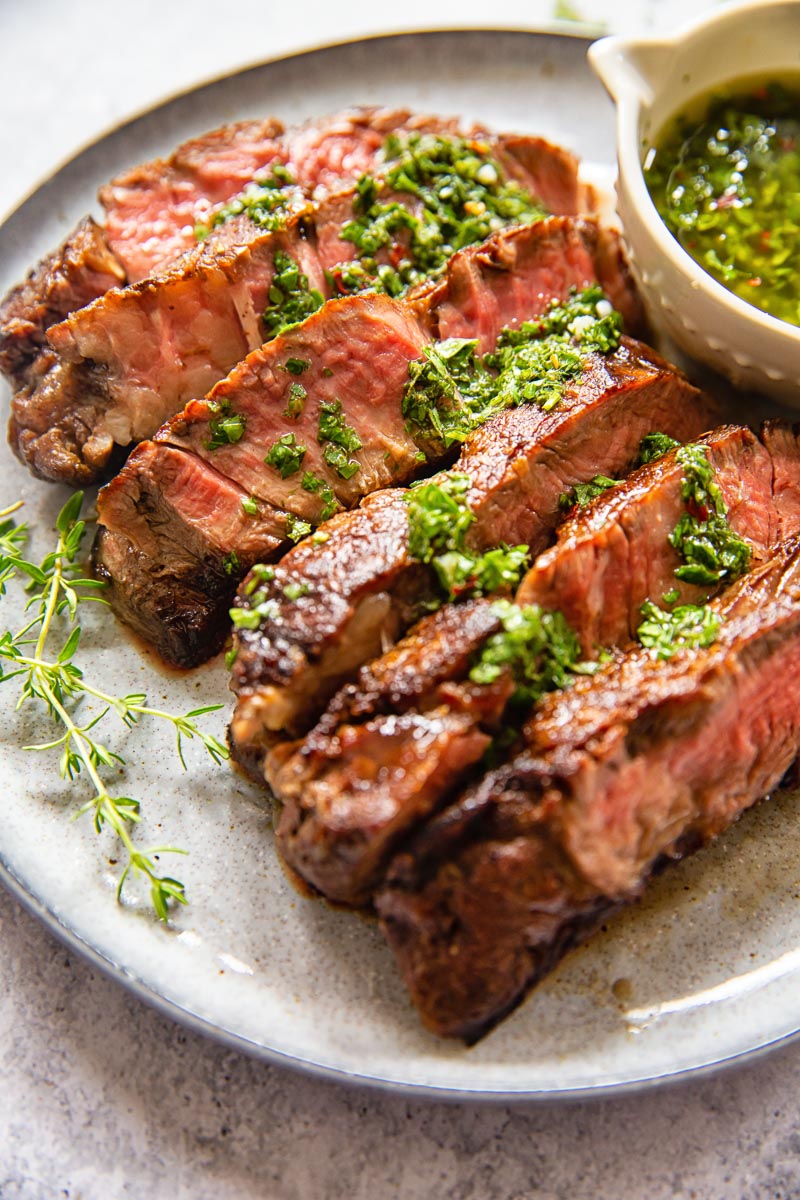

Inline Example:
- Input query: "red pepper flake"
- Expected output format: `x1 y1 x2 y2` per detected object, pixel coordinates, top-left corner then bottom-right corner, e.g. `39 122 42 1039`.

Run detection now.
389 242 405 268
686 498 710 522
747 277 762 287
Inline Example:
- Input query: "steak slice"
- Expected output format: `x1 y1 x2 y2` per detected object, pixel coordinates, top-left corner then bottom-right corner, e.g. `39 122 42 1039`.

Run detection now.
519 420 800 651
16 133 588 487
94 442 288 660
101 108 468 281
96 217 645 667
269 420 800 904
376 535 800 1040
0 108 451 392
268 600 510 904
230 337 713 762
0 218 126 390
29 216 323 482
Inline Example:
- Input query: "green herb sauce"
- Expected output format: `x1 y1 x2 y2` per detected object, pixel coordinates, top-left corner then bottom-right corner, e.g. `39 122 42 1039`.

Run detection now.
205 400 246 451
329 133 549 298
405 473 529 603
196 165 298 239
636 597 722 659
402 288 622 450
264 251 324 337
264 432 307 479
469 599 585 707
669 443 751 586
285 514 312 544
645 78 800 326
301 471 338 521
638 431 680 465
317 400 362 480
559 475 622 512
230 566 279 629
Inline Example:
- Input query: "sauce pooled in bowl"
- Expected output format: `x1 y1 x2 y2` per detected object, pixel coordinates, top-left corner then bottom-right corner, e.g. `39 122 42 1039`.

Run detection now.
644 77 800 328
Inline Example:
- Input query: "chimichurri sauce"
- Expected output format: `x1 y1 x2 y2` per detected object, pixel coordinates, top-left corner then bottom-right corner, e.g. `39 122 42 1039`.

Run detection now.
644 79 800 327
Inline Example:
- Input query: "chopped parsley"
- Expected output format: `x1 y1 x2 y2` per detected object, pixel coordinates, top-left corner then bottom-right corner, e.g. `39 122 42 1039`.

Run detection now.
636 598 722 658
222 550 240 576
330 133 549 298
205 400 246 451
318 400 362 480
244 564 275 594
669 444 751 585
230 599 279 630
638 431 680 465
264 251 324 337
283 582 309 600
265 433 307 478
405 473 529 603
283 382 306 420
402 288 623 448
230 565 280 629
559 475 621 512
403 338 497 448
197 165 298 238
469 599 584 706
301 471 338 520
285 514 312 543
241 495 259 517
284 358 310 375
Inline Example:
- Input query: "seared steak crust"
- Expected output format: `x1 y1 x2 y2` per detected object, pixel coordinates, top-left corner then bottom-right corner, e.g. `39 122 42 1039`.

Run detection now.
377 536 800 1040
269 601 509 904
0 217 125 390
97 217 645 667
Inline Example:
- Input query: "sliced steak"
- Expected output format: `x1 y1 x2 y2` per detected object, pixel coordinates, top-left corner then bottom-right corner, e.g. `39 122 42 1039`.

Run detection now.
270 420 800 905
269 601 510 904
376 535 800 1039
231 336 713 762
101 108 466 281
519 420 800 651
0 218 125 390
96 217 645 666
31 214 322 481
0 107 438 389
94 441 288 660
15 133 588 487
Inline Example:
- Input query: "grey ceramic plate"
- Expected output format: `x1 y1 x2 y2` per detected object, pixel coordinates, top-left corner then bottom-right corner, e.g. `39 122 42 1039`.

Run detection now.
2 29 800 1102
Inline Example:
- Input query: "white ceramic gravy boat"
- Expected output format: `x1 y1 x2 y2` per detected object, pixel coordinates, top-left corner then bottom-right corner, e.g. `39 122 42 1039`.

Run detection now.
589 0 800 406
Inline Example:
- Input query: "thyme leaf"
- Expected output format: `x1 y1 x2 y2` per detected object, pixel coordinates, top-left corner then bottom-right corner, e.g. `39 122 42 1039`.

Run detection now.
0 495 229 921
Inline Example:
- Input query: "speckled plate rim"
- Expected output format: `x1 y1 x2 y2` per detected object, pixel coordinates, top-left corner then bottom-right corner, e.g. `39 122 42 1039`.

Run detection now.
1 26 799 1104
4 852 800 1105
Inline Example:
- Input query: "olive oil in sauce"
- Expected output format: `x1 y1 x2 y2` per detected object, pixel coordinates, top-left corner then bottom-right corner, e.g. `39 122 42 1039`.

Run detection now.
644 77 800 327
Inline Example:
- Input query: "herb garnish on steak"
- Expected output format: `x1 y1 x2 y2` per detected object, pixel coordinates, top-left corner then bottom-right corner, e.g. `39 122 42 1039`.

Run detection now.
377 535 800 1040
8 122 586 487
229 334 712 761
96 217 646 668
267 421 800 907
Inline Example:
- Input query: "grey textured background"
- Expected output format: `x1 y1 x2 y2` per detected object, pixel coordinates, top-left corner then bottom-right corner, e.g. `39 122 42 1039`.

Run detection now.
2 1 800 1196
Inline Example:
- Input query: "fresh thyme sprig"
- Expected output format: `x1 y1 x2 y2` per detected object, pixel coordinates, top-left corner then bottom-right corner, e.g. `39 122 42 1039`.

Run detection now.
0 492 229 922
